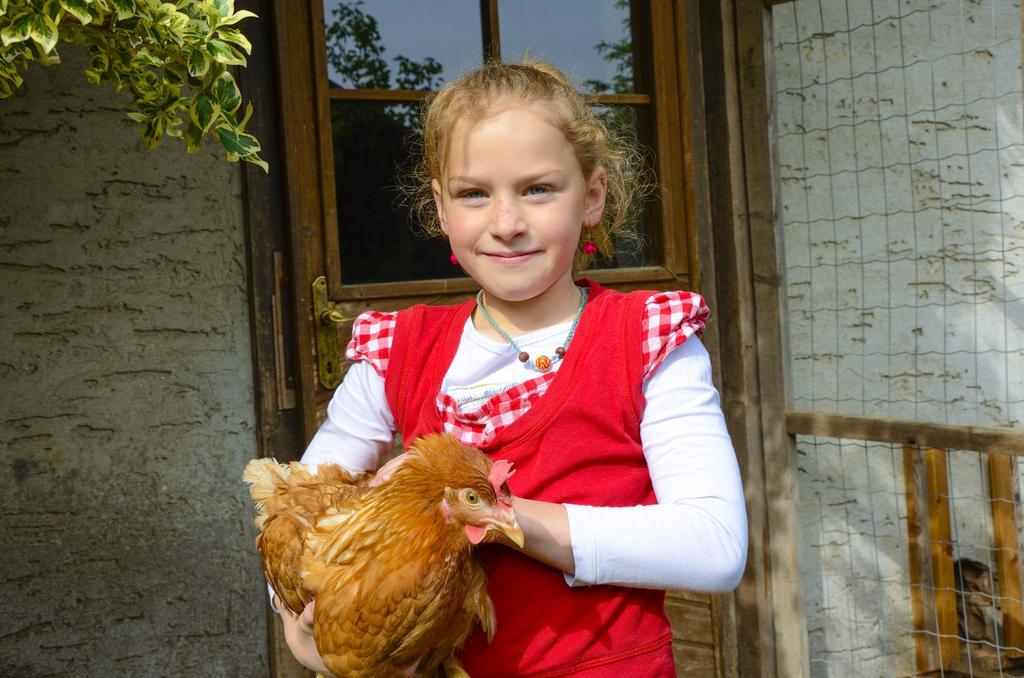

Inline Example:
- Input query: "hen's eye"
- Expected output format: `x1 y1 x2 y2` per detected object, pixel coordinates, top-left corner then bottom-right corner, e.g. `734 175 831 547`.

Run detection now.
464 490 480 505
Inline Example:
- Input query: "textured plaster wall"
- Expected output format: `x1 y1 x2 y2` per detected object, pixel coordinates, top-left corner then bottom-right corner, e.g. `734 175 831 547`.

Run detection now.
0 47 268 676
773 0 1023 674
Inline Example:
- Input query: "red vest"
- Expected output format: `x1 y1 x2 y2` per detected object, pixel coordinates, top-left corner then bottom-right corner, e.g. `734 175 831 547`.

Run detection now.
384 281 675 677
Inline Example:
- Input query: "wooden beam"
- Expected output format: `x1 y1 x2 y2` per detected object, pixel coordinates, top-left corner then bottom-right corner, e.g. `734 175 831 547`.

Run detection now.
787 410 1024 456
324 265 677 301
698 0 776 673
273 0 331 443
678 0 737 672
327 88 431 101
904 445 943 673
309 0 342 299
236 0 302 454
989 453 1024 656
588 93 653 105
651 0 687 277
924 447 960 668
480 0 500 62
734 0 809 674
326 89 651 105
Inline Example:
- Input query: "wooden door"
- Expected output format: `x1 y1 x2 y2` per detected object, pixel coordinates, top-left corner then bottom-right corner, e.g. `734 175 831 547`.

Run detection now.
266 0 728 674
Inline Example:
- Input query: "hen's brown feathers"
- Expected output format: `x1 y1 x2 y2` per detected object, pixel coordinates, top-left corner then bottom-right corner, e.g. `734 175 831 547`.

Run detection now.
243 434 516 677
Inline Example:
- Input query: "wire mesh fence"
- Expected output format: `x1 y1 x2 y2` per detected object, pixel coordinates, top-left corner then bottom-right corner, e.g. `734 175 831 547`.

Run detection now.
797 435 1024 676
772 0 1022 428
772 0 1023 674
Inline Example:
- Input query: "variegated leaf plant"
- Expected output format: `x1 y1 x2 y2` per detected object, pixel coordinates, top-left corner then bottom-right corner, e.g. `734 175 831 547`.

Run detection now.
0 0 267 171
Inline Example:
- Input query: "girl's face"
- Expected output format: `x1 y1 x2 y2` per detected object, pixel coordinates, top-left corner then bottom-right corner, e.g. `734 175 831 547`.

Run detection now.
432 104 607 306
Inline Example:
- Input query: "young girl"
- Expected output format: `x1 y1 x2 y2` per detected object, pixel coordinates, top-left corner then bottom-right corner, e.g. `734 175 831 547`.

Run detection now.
278 61 747 677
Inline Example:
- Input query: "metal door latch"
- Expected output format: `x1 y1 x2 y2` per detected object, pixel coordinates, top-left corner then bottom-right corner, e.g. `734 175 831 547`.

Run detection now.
312 276 353 390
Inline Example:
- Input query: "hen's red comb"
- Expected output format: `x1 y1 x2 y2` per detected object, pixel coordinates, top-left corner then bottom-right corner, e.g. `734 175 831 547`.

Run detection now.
489 459 515 492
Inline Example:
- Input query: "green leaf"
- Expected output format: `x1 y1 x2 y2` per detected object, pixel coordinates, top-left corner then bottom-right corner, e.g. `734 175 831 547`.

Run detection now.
215 8 256 27
28 12 58 53
212 72 240 114
1 12 33 47
0 65 24 95
110 0 135 20
125 111 148 122
215 26 250 54
0 0 8 18
242 153 269 173
35 43 60 65
237 100 252 131
132 49 164 68
143 116 164 148
185 119 204 153
186 47 208 77
189 92 218 133
59 0 93 24
158 9 190 31
162 63 186 86
89 51 109 71
42 0 62 21
212 0 233 16
215 124 260 156
205 38 244 66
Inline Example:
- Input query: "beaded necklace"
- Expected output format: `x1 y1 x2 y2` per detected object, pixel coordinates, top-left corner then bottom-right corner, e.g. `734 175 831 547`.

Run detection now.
475 286 589 372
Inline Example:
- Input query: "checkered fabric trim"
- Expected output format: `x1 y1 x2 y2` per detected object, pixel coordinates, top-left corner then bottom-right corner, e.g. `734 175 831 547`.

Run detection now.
345 310 397 378
641 291 709 379
436 374 556 447
344 293 709 445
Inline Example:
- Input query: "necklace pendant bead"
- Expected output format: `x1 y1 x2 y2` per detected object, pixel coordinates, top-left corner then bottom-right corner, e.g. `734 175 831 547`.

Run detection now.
475 287 589 373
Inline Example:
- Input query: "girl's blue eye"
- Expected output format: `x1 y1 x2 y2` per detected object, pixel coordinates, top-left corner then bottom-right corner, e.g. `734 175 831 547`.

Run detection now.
526 185 551 196
460 190 486 200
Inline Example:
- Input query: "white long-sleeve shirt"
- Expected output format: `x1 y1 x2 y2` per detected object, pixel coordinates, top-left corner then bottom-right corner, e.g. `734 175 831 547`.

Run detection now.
301 317 747 593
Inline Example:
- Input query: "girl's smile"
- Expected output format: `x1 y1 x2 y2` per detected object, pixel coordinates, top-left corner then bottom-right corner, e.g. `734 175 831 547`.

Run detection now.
432 103 606 333
482 250 541 264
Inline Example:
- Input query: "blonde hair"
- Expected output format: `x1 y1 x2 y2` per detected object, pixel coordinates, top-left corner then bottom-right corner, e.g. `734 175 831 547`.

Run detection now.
408 60 652 272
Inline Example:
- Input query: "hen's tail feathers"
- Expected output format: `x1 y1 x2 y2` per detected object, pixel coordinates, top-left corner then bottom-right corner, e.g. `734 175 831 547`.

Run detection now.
243 457 288 498
243 457 285 530
243 458 318 529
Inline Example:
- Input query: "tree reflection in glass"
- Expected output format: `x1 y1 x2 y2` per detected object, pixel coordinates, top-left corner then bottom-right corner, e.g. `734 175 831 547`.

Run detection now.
326 1 457 284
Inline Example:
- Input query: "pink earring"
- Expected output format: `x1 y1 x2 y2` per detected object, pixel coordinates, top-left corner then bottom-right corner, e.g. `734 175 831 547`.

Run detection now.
450 252 459 265
581 223 597 255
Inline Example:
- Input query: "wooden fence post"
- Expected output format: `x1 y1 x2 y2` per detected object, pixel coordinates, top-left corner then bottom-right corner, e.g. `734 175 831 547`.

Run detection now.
989 453 1024 658
904 445 959 671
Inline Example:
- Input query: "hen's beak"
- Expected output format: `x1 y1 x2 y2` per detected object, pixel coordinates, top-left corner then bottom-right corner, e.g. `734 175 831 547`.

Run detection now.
490 509 524 548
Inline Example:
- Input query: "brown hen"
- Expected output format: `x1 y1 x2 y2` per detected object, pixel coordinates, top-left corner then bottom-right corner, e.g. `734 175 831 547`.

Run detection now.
243 433 522 677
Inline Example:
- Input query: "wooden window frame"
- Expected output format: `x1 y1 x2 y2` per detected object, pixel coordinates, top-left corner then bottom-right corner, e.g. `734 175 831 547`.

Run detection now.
282 0 696 301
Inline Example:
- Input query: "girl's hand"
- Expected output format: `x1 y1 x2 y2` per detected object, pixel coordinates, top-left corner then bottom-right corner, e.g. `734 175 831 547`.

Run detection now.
369 452 410 487
279 598 332 676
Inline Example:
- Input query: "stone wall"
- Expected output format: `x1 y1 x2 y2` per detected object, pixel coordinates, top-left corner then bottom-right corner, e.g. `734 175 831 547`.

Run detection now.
0 47 268 676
